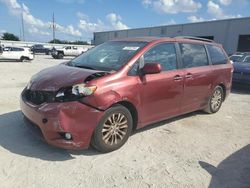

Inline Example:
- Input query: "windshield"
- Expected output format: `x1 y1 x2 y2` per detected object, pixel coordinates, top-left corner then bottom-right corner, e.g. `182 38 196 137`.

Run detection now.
237 54 250 63
69 41 147 71
230 55 242 62
242 55 250 63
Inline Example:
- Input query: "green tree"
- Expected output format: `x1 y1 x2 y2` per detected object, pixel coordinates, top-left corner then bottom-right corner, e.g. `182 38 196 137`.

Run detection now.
1 32 20 41
49 39 89 45
49 39 62 44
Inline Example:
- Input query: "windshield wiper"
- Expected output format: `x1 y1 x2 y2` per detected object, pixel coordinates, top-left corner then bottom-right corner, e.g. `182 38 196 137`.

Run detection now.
74 65 97 70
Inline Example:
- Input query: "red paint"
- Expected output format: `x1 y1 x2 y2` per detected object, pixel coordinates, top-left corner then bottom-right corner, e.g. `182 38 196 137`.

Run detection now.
142 63 162 74
20 37 233 149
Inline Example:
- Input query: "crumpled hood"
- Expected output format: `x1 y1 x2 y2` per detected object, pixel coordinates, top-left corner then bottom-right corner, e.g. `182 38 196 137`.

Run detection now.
233 62 250 73
28 64 102 91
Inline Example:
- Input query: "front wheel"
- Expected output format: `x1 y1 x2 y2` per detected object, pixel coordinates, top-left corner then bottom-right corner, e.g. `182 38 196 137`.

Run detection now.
204 86 224 114
92 105 133 153
58 53 64 59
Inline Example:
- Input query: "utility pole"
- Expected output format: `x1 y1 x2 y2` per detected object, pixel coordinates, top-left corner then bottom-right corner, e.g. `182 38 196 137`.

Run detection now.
21 12 25 41
19 27 22 40
50 13 56 43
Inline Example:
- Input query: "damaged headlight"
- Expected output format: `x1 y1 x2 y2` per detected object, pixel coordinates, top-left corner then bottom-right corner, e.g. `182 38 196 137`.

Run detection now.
55 83 97 102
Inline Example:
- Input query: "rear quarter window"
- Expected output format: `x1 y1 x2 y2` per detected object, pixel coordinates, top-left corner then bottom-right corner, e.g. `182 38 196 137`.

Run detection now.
207 45 228 65
179 43 209 68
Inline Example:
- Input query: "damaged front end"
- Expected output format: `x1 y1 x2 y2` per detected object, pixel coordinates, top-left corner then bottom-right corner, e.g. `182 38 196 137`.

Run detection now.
20 65 111 149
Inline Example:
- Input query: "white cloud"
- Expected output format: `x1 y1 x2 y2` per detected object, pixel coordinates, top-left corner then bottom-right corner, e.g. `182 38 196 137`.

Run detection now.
219 0 232 5
160 19 176 25
187 15 205 22
142 0 152 6
207 1 241 19
78 13 129 33
76 11 89 20
28 27 50 36
1 0 82 37
63 25 82 37
142 0 202 14
106 13 129 30
78 19 106 32
0 29 7 36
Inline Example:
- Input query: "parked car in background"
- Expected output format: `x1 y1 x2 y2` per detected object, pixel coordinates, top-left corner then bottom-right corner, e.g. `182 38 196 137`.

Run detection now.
229 54 244 63
233 53 250 84
31 44 51 55
0 46 34 62
229 52 250 63
20 37 233 152
51 45 88 59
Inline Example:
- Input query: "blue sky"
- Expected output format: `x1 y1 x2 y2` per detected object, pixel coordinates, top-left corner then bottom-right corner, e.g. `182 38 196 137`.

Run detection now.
0 0 249 42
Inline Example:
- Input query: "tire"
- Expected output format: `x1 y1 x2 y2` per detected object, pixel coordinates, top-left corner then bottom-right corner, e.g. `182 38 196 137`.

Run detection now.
204 86 224 114
58 53 64 59
92 105 133 153
20 56 29 62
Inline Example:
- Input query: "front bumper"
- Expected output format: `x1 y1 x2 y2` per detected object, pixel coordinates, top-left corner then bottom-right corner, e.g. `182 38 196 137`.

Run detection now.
20 95 104 150
233 72 250 84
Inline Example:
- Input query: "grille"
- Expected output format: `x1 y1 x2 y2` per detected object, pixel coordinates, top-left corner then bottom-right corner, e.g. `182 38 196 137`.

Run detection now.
234 72 250 76
24 89 55 105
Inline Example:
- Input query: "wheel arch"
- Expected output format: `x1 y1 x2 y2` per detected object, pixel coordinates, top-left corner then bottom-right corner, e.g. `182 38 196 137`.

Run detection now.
218 83 226 101
113 101 138 131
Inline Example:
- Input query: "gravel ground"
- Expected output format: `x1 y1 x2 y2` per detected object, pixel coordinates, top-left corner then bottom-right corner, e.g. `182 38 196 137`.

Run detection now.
0 55 250 188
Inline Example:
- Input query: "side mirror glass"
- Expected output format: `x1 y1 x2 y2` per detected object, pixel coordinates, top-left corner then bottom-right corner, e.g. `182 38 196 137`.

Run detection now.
142 63 162 75
139 55 145 69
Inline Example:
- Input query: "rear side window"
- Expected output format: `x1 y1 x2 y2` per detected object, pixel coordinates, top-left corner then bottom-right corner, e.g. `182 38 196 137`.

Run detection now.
180 43 208 68
144 43 177 71
11 47 24 51
207 45 227 65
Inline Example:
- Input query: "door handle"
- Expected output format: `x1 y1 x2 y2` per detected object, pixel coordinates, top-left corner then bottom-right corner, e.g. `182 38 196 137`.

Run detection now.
185 73 193 79
173 75 182 81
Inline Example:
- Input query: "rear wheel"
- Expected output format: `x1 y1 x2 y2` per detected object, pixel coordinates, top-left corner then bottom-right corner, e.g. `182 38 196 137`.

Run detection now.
20 56 29 62
92 105 133 153
204 86 224 114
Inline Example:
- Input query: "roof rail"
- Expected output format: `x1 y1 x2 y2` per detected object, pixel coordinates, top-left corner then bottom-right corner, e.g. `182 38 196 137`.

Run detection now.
175 36 214 43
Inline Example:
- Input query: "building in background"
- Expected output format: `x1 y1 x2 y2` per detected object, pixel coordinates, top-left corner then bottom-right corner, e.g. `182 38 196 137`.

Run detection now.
94 17 250 55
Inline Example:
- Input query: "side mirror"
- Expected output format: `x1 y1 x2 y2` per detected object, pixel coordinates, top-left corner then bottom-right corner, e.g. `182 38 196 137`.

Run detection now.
142 63 162 75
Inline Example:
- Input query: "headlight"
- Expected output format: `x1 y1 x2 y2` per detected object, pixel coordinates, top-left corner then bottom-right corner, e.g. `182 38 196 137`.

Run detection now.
55 83 97 102
72 84 97 96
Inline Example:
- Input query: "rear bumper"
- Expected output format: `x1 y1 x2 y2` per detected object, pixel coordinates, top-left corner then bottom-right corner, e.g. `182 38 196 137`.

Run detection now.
20 95 104 150
29 54 34 60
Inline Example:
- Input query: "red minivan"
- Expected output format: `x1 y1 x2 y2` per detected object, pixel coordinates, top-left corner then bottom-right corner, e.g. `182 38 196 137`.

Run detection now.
20 37 233 152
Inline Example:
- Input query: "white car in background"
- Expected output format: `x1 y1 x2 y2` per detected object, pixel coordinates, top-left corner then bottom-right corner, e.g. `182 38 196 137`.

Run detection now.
0 46 34 62
51 46 89 59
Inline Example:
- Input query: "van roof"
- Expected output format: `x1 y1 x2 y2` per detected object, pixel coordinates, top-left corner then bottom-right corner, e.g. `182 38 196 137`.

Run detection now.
112 36 218 45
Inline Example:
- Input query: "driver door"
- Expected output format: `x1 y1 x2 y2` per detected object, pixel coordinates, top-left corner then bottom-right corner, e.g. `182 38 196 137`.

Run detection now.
139 43 184 125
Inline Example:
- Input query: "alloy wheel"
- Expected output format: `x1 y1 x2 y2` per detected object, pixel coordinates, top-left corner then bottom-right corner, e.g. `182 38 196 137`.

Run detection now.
211 89 222 111
102 113 128 145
